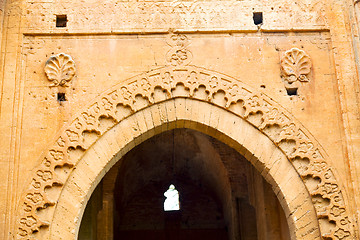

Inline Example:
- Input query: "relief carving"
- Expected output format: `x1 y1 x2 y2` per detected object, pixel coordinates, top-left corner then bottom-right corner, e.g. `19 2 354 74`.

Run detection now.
331 206 346 217
17 65 353 240
26 193 43 204
280 48 312 94
334 228 351 239
166 34 192 66
24 1 328 33
44 53 76 87
20 216 37 228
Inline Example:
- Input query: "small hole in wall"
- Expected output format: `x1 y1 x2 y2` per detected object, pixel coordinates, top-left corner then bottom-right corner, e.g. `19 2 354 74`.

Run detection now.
253 12 263 25
260 85 266 89
57 92 66 102
56 15 67 27
286 88 298 96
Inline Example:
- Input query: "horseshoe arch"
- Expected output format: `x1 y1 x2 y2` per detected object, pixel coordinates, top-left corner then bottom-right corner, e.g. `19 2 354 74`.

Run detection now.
17 65 354 240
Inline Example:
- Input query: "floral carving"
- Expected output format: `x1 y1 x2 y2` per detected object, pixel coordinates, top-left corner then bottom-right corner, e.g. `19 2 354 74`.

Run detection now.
120 86 132 100
281 48 311 82
26 193 43 204
334 228 350 239
44 53 76 87
65 129 79 142
31 179 41 189
23 203 32 212
209 76 219 89
280 48 311 93
167 34 189 48
166 34 192 66
36 170 52 182
322 183 339 195
312 161 327 173
18 228 27 237
49 150 64 161
260 107 289 129
82 112 97 125
138 78 151 92
331 206 346 217
168 49 190 66
56 136 65 148
20 216 37 228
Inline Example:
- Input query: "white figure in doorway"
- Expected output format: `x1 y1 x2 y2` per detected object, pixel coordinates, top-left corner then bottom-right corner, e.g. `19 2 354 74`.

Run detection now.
164 184 180 211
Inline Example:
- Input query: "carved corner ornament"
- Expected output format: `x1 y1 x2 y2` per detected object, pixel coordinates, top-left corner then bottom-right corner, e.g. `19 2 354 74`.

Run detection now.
280 48 311 93
44 53 76 87
166 34 192 66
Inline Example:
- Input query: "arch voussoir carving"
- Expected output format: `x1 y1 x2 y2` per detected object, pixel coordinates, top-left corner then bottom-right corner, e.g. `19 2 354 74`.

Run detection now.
17 65 354 240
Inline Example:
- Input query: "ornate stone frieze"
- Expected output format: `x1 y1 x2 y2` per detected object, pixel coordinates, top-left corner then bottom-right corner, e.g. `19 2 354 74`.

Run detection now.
280 48 312 94
44 53 76 87
17 65 353 239
24 0 328 33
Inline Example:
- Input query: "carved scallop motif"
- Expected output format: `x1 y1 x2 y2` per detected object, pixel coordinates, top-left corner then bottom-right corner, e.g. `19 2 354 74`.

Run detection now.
44 53 76 87
281 48 311 83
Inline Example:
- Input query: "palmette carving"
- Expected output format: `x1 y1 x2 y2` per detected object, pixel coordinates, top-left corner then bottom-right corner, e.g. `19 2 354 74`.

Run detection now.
281 48 311 82
17 66 353 239
280 48 312 93
44 53 76 87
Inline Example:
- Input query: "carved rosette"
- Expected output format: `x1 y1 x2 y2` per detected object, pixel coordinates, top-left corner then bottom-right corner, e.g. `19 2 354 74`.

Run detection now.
166 34 192 66
280 48 311 91
44 53 76 87
17 66 353 240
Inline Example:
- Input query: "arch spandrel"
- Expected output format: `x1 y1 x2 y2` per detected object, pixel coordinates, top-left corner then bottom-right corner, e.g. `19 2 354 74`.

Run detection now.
16 65 354 240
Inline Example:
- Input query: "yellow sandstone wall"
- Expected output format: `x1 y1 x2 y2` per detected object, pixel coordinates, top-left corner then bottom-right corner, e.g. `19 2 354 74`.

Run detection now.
0 0 360 239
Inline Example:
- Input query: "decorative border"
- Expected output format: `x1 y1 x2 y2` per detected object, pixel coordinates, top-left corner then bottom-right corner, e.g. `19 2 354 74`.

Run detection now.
23 0 328 33
17 65 353 239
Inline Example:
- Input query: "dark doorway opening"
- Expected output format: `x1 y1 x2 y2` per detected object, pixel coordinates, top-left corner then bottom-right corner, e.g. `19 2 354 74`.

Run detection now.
79 129 290 240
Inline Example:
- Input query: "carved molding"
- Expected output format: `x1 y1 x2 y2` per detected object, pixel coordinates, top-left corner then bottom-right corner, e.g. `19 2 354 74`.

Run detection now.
44 53 76 87
280 48 312 92
24 0 328 33
17 65 353 240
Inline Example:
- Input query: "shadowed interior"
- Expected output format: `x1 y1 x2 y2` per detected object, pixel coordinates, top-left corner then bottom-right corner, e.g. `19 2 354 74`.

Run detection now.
79 128 290 240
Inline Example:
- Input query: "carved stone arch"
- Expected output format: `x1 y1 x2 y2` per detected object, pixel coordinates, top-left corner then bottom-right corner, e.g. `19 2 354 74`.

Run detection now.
16 66 354 240
50 100 319 240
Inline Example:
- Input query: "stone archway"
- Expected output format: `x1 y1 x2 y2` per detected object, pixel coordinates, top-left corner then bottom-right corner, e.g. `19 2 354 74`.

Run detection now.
52 101 315 240
77 127 290 240
17 66 354 240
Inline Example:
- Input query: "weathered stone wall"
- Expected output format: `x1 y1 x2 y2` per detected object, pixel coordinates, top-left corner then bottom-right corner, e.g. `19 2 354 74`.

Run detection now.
0 0 360 239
